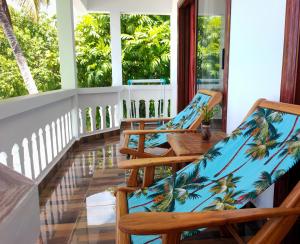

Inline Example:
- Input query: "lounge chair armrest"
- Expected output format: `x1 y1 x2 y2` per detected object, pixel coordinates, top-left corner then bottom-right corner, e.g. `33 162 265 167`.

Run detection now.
122 117 172 124
118 156 200 169
119 207 300 235
123 129 198 135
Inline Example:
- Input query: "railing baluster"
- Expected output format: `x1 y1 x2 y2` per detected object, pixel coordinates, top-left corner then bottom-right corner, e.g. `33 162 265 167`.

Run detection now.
78 108 83 134
111 105 115 128
68 112 73 140
52 122 58 158
155 100 159 118
145 100 150 118
82 108 87 135
12 144 22 174
22 138 33 179
56 119 62 152
99 106 104 130
126 100 130 118
31 133 40 178
45 125 53 164
136 100 140 118
39 129 47 170
91 107 96 132
0 152 8 166
61 116 66 148
65 114 69 144
114 104 119 127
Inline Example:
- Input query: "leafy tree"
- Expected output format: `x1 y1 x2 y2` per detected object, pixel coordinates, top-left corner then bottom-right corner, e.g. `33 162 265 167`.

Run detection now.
75 13 112 88
0 0 50 95
121 14 170 84
0 7 60 99
75 14 171 87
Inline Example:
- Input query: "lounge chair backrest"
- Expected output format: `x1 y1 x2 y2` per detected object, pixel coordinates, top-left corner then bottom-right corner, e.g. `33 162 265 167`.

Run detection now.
158 89 222 131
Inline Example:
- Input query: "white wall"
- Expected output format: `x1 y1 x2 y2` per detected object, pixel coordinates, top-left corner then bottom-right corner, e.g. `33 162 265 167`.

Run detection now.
85 0 172 14
227 0 286 132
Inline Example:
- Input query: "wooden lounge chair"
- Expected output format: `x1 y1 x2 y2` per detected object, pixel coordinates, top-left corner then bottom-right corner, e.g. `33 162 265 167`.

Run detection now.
119 89 222 159
118 181 300 244
116 99 300 243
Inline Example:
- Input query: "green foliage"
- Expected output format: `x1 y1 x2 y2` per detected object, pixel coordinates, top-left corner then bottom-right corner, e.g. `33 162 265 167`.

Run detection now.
75 14 112 88
0 11 171 99
121 14 171 84
75 14 171 87
0 8 60 99
197 16 223 79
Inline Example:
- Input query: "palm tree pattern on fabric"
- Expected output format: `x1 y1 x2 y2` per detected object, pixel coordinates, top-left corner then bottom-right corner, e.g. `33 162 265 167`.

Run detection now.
128 93 211 149
127 107 300 244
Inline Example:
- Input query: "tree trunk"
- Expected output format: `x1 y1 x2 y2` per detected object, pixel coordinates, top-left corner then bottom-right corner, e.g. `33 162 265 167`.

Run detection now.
0 0 38 94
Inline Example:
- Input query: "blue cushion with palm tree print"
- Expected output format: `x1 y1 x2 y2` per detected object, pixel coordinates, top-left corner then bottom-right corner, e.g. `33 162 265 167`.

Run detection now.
127 107 300 243
128 93 212 149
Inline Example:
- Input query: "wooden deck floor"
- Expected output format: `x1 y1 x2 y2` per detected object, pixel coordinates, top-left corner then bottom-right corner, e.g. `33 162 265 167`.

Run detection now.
37 134 260 244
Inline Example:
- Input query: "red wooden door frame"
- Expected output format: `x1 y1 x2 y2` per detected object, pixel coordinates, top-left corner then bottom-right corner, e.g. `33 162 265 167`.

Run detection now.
177 0 197 112
276 0 300 242
177 0 231 131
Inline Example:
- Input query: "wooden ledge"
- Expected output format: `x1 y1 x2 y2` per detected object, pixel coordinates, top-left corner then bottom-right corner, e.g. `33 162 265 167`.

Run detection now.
122 117 172 123
118 155 200 169
123 129 198 135
119 207 300 235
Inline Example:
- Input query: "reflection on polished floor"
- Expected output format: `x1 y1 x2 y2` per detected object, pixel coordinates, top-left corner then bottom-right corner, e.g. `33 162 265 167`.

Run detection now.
38 135 126 244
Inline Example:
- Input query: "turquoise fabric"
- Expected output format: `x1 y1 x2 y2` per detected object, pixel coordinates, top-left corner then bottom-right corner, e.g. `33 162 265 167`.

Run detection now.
128 93 212 149
127 108 300 243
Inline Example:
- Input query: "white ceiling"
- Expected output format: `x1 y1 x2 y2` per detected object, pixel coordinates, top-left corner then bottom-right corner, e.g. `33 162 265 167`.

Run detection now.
76 0 173 15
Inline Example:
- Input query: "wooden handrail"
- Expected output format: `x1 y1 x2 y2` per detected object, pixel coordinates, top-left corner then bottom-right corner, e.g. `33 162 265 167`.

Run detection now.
119 207 300 235
118 155 200 169
122 117 172 123
123 129 198 135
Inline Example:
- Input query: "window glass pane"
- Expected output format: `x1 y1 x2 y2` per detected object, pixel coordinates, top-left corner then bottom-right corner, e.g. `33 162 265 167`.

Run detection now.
197 0 226 129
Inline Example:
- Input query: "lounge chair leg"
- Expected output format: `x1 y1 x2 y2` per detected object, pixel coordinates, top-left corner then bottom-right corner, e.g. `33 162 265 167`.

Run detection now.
127 169 139 187
225 224 245 244
143 166 155 187
162 232 181 244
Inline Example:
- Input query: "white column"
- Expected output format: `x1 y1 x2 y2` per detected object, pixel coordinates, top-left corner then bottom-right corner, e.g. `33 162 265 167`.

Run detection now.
56 0 77 89
170 0 178 116
56 0 80 140
110 11 123 86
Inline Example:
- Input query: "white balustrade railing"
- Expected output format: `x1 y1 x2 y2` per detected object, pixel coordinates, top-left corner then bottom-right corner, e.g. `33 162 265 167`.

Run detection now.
77 87 122 137
0 90 77 183
0 83 175 183
121 85 173 119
